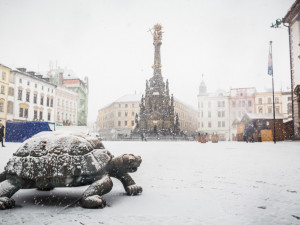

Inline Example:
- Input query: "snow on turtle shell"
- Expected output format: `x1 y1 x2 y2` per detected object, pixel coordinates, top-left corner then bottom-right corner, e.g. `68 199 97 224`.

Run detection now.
4 131 113 180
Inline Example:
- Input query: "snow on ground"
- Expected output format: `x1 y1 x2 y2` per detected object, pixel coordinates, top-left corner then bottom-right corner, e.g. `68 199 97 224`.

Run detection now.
0 141 300 225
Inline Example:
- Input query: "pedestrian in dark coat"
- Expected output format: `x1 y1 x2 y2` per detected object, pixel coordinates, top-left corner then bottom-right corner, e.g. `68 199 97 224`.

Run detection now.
0 124 5 147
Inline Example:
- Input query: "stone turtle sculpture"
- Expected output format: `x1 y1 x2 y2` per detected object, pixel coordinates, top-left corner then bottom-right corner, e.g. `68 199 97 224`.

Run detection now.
0 131 142 209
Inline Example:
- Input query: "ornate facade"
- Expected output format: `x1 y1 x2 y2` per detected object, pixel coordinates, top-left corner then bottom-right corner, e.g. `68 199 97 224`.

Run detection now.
136 24 179 135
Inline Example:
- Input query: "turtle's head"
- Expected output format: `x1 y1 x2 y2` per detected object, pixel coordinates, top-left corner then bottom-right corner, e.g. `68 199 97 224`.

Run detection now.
112 154 142 173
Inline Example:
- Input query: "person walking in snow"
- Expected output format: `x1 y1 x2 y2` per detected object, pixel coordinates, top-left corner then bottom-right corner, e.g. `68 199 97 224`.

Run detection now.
0 123 5 147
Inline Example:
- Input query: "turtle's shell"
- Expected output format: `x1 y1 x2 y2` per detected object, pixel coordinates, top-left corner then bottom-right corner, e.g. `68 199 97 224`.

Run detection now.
5 131 112 180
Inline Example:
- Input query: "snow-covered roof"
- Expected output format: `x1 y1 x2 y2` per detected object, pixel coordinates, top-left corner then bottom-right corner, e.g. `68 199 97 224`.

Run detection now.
115 94 142 103
243 113 286 120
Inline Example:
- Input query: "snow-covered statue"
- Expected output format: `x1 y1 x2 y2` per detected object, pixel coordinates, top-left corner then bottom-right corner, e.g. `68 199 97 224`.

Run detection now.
0 131 142 210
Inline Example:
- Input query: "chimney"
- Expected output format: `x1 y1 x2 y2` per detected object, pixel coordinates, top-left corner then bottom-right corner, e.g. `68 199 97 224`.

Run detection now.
59 72 64 86
17 68 26 72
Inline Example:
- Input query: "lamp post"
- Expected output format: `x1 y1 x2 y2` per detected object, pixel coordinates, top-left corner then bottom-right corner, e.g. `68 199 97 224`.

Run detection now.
271 18 294 140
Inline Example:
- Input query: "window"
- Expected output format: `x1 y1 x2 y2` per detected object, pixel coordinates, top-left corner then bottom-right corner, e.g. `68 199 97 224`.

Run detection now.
24 108 28 118
288 97 291 101
201 122 203 128
27 81 30 86
0 102 3 112
19 78 22 83
208 122 211 128
232 101 236 107
34 110 38 120
288 103 292 114
35 83 37 88
275 107 280 114
118 121 121 127
39 111 43 120
50 98 53 107
201 111 203 117
201 102 203 108
118 112 121 117
8 87 14 96
48 112 51 121
242 101 245 107
258 107 263 113
248 100 252 107
222 111 225 117
1 86 5 94
208 101 211 108
26 92 30 102
40 96 44 105
268 107 272 113
132 104 134 107
258 98 262 104
218 111 221 117
125 104 128 108
222 121 225 127
47 97 50 107
2 72 6 81
131 121 134 126
218 121 221 127
19 108 24 117
18 90 22 100
132 111 135 116
34 94 37 104
125 121 128 126
275 97 279 104
125 112 128 117
208 111 211 118
42 86 44 90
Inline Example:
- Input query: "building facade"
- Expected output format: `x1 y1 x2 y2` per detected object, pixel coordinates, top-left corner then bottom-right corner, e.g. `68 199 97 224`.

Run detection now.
283 0 300 139
197 80 230 141
0 64 10 126
229 88 256 140
47 69 89 126
54 86 78 126
254 91 292 118
97 94 141 139
174 98 198 136
7 68 56 122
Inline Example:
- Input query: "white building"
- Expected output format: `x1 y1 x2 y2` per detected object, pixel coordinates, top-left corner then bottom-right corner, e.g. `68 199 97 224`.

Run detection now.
197 80 230 141
7 68 56 122
54 73 78 126
283 0 300 139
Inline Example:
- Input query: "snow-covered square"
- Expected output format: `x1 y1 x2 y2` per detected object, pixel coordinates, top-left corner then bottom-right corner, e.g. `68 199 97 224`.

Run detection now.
0 140 300 225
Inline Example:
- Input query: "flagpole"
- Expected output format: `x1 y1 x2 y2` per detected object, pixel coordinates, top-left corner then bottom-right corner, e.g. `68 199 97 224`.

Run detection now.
269 41 276 144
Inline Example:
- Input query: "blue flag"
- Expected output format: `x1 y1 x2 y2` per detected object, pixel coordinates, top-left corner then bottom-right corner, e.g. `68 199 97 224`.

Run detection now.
268 41 273 76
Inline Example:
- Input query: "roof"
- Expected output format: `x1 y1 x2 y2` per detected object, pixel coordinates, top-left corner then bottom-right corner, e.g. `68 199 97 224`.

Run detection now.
115 94 142 103
11 68 56 87
242 113 286 120
0 64 11 70
283 0 300 23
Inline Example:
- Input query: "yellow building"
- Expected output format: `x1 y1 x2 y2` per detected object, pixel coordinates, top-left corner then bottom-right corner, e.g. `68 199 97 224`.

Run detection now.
97 94 141 139
255 92 286 115
97 94 198 139
0 64 10 126
174 98 198 136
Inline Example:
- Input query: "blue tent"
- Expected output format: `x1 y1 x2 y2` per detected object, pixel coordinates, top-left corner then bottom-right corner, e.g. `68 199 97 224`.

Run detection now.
5 121 54 142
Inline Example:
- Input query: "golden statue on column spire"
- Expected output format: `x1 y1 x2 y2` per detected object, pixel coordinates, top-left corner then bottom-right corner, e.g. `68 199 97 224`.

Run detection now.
148 24 163 46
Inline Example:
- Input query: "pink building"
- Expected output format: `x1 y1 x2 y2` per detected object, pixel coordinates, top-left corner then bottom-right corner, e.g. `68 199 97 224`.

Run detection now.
229 87 256 140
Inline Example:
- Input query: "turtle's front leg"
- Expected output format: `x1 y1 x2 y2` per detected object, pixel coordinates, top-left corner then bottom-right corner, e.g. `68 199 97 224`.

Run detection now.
115 173 142 196
0 177 22 210
80 175 113 209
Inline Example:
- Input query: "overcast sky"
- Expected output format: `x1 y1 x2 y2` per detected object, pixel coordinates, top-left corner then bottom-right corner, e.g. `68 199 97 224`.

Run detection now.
0 0 295 122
